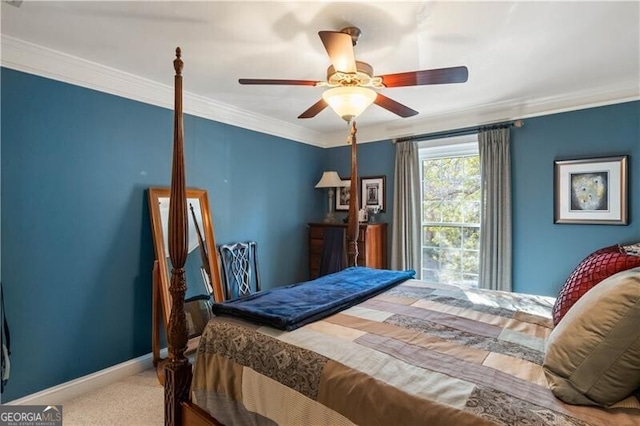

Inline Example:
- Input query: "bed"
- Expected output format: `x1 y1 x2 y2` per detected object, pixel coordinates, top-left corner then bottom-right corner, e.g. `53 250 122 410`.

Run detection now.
163 49 640 426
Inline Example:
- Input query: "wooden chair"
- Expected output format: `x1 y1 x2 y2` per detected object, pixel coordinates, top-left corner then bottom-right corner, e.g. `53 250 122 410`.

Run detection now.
218 241 261 300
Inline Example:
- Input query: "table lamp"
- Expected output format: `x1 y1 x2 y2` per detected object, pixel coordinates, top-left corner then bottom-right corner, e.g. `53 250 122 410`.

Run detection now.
315 171 347 223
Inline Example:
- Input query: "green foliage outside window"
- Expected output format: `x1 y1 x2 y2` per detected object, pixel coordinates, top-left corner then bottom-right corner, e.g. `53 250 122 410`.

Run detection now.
422 155 480 286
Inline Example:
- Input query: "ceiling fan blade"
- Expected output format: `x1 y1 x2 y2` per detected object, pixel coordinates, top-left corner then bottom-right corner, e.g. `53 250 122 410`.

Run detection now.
318 31 357 74
298 99 328 119
379 66 468 87
374 93 419 118
239 79 319 86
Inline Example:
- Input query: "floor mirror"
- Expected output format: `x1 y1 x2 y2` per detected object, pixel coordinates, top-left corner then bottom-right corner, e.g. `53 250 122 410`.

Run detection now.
147 187 223 383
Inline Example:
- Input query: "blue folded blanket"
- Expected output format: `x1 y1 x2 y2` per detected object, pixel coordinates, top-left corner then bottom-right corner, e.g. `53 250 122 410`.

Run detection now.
211 267 416 331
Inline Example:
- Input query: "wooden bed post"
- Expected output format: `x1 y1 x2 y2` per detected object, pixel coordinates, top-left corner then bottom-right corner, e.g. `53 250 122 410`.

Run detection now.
164 47 192 426
346 121 359 267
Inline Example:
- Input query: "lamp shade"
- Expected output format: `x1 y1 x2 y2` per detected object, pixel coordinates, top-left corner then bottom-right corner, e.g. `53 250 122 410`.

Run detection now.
322 86 377 121
315 171 347 188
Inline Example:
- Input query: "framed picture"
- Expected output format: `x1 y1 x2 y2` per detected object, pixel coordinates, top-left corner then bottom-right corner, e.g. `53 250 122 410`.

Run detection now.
554 155 628 225
360 175 386 212
336 177 351 211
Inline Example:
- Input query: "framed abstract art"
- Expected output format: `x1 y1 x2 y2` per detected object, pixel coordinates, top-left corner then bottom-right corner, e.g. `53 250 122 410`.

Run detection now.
554 155 628 225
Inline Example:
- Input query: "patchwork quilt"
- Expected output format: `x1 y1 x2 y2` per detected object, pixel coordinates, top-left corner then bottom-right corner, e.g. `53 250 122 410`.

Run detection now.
192 279 640 426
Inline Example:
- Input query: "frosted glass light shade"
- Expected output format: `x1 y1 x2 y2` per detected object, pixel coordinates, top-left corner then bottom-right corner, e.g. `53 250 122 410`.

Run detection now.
322 86 377 121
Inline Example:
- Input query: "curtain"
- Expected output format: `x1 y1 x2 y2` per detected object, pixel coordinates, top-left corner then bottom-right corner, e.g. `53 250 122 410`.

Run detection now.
478 128 512 291
391 141 421 271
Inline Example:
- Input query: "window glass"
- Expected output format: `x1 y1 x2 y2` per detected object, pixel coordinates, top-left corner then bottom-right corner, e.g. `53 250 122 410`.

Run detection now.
419 135 480 287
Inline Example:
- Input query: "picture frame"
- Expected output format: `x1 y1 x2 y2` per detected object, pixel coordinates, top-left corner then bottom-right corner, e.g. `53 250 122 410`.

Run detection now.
554 155 628 225
360 175 386 212
336 177 351 211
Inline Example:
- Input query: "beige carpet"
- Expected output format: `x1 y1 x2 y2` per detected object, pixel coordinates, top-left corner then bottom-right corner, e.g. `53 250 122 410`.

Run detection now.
62 368 164 425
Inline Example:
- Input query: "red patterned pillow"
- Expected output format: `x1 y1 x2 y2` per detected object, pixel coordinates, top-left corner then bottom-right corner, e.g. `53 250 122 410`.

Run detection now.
552 244 640 326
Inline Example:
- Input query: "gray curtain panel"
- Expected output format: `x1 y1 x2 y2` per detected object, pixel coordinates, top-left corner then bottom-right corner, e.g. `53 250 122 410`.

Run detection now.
391 141 421 271
478 128 512 291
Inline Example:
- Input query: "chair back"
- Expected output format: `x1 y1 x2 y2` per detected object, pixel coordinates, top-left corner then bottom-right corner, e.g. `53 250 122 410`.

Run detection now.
218 241 261 300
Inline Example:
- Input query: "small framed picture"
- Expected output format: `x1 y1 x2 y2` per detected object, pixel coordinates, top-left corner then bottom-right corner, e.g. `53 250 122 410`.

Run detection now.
360 175 386 212
554 155 628 225
336 177 351 211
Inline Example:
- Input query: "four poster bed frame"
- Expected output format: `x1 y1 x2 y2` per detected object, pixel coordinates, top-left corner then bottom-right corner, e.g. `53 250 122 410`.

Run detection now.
163 48 361 426
162 49 639 426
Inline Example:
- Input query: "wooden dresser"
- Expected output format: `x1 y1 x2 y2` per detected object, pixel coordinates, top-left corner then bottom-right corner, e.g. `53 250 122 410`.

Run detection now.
308 222 387 279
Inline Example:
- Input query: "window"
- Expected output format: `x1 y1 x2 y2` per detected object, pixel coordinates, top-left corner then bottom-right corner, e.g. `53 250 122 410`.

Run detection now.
419 135 480 287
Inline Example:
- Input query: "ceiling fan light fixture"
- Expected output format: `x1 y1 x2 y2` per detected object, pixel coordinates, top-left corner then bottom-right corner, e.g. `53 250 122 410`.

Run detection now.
322 86 377 121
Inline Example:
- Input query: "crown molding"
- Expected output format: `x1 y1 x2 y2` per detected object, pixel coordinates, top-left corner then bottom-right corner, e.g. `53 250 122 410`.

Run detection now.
3 35 637 150
1 36 327 147
321 81 640 147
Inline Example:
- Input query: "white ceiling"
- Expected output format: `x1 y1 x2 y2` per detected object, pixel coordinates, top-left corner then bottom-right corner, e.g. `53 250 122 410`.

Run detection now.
2 1 639 147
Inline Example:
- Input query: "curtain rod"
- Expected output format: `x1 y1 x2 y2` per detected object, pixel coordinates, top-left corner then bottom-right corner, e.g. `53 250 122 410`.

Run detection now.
394 119 524 143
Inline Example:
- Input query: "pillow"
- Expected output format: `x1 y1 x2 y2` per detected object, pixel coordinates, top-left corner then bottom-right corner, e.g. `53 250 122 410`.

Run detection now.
543 267 640 407
552 244 640 325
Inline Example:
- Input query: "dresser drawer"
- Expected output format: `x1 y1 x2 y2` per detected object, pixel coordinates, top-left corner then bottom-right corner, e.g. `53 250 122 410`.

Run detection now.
310 267 320 279
310 254 321 270
309 226 326 240
309 238 324 255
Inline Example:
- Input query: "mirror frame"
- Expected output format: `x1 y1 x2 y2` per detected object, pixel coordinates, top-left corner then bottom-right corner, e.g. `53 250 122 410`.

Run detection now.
148 187 224 327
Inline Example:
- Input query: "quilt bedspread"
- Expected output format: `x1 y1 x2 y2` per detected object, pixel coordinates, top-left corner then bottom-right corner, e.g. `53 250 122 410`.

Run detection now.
192 279 640 426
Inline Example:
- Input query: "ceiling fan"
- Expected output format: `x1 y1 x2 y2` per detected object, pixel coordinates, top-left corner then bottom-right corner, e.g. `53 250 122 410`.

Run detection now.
239 27 468 121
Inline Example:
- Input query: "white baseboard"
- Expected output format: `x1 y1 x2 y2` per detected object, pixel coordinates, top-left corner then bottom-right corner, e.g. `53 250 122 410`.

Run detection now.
7 348 168 406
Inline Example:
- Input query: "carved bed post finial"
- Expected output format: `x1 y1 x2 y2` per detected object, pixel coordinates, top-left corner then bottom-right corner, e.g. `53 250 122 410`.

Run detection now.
346 120 359 267
165 47 192 426
174 47 183 75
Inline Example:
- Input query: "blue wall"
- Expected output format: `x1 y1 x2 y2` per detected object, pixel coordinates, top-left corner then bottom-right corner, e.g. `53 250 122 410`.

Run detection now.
0 68 325 401
326 101 639 297
510 101 639 295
